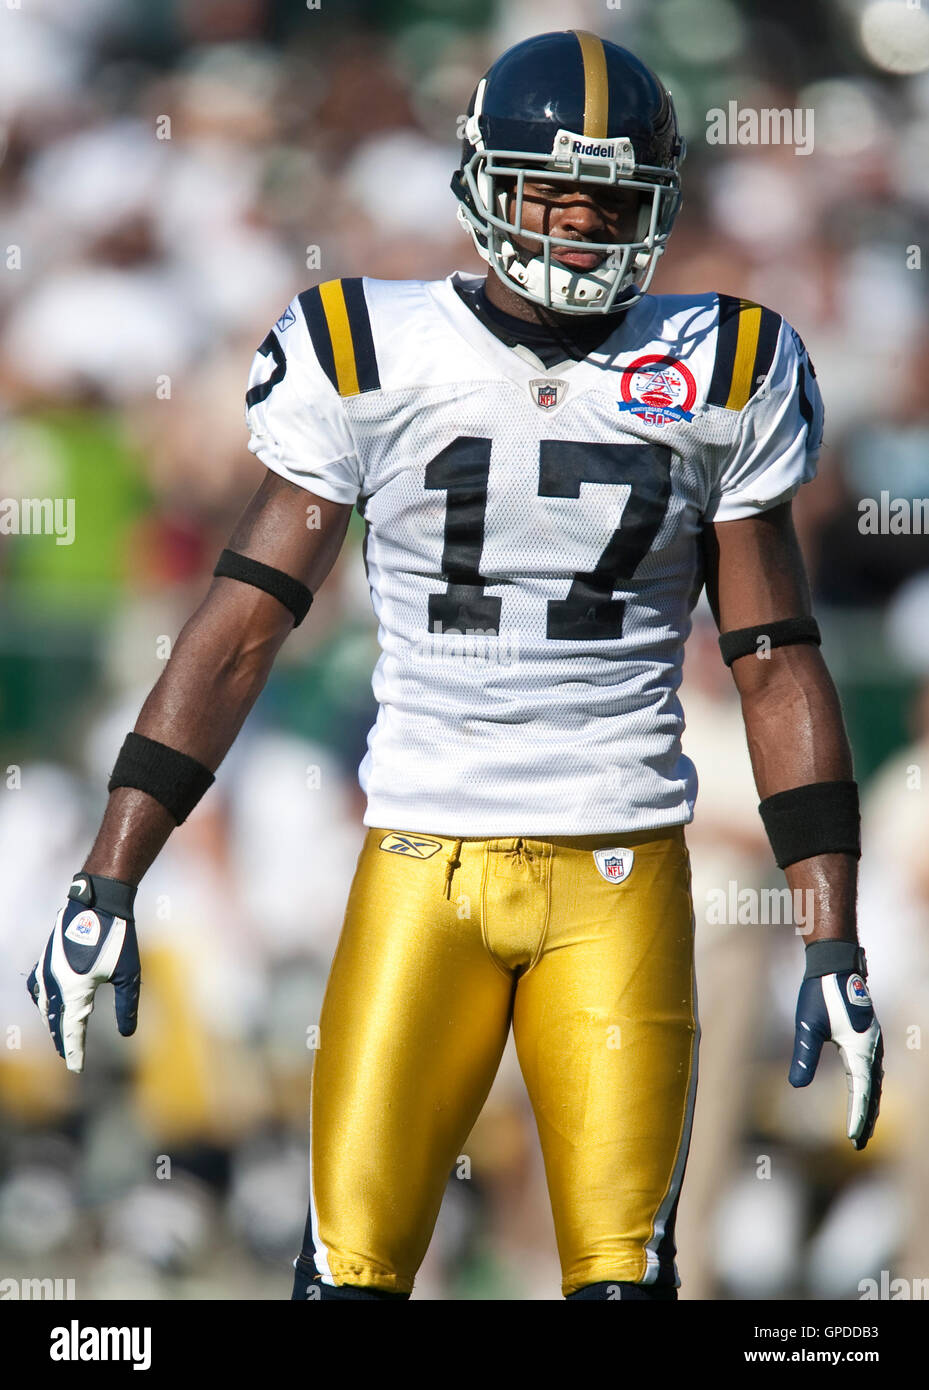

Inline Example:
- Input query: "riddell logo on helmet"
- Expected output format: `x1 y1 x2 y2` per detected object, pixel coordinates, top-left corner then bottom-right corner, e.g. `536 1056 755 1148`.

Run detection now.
572 140 613 157
550 130 635 172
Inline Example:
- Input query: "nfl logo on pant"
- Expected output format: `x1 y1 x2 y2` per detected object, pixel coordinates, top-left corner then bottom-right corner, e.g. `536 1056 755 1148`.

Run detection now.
593 847 635 883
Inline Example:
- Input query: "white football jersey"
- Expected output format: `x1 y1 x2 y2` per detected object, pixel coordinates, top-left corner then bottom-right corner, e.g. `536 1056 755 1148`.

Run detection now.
245 273 824 836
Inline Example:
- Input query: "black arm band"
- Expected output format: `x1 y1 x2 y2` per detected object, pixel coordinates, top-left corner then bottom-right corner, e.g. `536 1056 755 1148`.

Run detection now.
108 733 215 825
758 779 860 869
803 940 867 980
213 549 312 627
718 616 821 667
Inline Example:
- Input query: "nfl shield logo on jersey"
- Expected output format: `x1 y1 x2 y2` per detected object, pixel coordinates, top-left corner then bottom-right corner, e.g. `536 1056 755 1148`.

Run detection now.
530 378 567 410
593 847 635 883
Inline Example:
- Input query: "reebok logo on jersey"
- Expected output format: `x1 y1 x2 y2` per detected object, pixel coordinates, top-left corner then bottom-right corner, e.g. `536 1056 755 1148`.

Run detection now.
379 833 444 860
847 974 871 1007
64 911 101 947
593 848 635 883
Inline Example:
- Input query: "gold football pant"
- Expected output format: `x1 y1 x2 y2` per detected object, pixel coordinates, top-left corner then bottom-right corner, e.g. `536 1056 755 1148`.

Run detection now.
302 825 698 1297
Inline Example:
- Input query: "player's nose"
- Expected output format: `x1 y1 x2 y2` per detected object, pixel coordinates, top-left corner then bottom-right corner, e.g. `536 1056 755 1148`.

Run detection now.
556 196 606 239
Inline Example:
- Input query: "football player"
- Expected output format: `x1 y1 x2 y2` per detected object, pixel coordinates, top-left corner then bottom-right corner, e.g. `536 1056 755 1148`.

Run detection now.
28 31 882 1300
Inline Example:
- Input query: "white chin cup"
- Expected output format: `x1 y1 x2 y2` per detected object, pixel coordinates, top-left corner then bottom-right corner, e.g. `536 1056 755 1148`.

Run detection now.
501 243 615 309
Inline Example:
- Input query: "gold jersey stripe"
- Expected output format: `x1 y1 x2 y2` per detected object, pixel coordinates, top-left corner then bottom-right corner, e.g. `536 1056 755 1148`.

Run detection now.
318 279 360 397
574 31 609 138
725 301 763 411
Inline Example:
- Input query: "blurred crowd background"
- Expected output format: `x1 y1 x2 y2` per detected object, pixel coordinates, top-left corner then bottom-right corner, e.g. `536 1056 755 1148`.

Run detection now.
2 0 928 1301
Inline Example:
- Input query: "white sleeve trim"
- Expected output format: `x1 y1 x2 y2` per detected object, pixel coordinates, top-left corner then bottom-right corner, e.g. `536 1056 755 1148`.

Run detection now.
248 438 361 507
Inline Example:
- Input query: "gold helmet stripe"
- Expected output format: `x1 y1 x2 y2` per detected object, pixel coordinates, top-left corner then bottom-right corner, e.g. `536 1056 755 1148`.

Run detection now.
574 31 609 138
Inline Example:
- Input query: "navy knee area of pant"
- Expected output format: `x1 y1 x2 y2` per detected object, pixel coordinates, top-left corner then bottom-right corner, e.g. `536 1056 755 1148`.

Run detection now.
291 1254 410 1301
566 1280 678 1301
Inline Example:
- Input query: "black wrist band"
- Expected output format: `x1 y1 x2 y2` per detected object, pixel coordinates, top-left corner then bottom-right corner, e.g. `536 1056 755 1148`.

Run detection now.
68 871 137 919
718 616 821 667
213 549 313 627
108 732 215 825
758 779 860 869
804 940 867 980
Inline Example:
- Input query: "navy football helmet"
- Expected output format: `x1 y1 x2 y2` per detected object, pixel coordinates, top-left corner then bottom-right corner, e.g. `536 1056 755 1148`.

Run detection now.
452 31 685 314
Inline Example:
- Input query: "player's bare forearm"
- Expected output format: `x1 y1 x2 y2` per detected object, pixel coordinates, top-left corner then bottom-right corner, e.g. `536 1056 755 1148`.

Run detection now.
84 473 353 885
703 502 857 945
734 645 857 944
83 586 293 883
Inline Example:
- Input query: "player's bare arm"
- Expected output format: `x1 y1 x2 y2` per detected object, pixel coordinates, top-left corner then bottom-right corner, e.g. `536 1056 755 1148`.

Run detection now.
84 474 351 885
28 473 351 1070
705 501 883 1148
704 501 855 943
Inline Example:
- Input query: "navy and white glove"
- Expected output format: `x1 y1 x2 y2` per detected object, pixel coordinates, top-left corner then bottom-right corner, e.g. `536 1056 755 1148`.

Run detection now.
27 873 140 1074
789 940 883 1151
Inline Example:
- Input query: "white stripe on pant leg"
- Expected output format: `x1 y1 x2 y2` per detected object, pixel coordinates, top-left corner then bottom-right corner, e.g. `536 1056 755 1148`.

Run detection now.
643 947 700 1284
307 1060 335 1285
